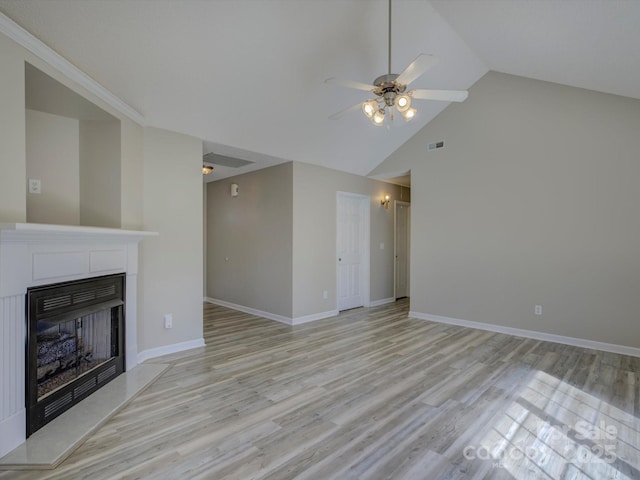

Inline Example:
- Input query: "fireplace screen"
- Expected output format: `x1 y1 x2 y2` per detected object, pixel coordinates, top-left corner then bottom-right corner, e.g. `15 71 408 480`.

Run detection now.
27 274 125 436
36 310 116 399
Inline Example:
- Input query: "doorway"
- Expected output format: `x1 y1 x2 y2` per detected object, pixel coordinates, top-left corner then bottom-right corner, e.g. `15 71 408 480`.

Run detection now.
394 201 410 299
336 192 370 311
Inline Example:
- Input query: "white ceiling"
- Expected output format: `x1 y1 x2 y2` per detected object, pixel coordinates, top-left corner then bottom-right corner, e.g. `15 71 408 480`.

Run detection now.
1 0 638 183
430 0 640 101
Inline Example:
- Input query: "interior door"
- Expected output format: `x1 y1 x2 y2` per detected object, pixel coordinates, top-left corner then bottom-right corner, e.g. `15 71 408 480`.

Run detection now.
395 201 410 299
337 193 368 311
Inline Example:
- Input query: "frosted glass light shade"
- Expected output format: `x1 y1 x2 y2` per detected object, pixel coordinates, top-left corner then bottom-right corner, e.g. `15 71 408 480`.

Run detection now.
395 95 411 113
362 99 378 118
372 109 385 126
401 107 416 121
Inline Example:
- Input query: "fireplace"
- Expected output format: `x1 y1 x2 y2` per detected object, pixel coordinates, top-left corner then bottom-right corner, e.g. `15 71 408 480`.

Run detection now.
26 274 125 436
0 223 153 458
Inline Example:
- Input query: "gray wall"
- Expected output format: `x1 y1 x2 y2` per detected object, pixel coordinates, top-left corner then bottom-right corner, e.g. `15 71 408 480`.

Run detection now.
140 127 204 352
206 161 409 320
374 71 640 349
26 109 80 225
25 109 124 229
120 116 144 230
0 33 26 222
292 162 408 318
79 119 122 228
206 162 294 318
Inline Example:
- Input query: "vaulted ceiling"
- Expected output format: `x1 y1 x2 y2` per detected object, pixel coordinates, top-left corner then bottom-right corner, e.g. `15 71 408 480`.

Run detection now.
1 0 638 182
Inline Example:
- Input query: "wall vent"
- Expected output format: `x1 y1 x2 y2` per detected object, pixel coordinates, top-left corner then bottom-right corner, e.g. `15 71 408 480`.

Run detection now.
428 140 445 151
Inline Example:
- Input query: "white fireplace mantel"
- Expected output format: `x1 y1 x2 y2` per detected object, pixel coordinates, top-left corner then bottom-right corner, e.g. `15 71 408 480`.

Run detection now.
0 223 156 458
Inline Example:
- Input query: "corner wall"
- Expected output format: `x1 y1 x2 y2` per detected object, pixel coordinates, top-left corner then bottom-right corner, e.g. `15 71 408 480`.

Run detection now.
25 109 80 225
120 117 144 230
375 71 640 350
139 127 204 354
0 32 26 222
205 161 408 322
206 163 294 319
79 119 121 228
292 162 408 318
0 30 139 228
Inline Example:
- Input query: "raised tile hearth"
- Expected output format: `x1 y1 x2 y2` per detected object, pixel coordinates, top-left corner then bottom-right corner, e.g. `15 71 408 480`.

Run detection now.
0 363 168 470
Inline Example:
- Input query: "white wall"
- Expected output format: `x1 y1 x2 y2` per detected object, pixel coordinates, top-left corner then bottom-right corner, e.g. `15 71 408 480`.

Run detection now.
374 71 640 350
140 127 203 352
26 109 80 225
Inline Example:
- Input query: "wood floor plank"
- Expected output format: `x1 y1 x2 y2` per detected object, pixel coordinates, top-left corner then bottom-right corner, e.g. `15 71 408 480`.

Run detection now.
1 299 639 479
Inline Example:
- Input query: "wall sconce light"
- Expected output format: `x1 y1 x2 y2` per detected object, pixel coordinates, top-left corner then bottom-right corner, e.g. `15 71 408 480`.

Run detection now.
202 164 214 175
381 195 390 209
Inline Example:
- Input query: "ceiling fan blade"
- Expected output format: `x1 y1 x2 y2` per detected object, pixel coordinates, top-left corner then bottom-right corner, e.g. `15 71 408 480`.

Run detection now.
324 77 376 93
410 89 469 102
328 102 363 120
395 54 438 86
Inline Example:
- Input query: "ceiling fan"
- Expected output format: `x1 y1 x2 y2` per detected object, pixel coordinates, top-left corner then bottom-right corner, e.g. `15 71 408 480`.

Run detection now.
326 0 468 127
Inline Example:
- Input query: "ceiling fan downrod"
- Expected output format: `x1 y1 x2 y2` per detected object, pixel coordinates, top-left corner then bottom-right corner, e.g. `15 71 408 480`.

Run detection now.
374 0 405 107
388 0 392 75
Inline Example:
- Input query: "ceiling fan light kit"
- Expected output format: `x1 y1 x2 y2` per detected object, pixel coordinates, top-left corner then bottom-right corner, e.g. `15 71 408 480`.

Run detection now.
395 94 410 112
372 109 386 126
403 107 416 120
326 0 469 127
362 99 378 118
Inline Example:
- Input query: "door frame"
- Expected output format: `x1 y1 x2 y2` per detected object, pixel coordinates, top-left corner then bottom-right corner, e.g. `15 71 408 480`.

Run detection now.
394 200 411 300
336 191 371 310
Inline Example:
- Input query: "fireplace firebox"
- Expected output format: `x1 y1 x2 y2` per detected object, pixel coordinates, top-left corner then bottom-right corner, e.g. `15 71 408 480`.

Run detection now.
26 274 125 436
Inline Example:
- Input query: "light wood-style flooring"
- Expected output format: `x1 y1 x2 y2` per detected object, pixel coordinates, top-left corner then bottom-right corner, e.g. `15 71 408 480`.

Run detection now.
2 299 639 479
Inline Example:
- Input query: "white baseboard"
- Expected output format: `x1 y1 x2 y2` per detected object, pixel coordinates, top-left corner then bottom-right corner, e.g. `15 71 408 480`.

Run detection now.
137 338 205 364
369 297 395 307
409 311 640 358
292 310 338 325
205 297 293 325
0 410 25 458
205 297 337 326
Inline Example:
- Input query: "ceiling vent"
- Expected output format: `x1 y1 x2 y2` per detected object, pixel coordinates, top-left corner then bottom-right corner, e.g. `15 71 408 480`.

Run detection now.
428 140 444 151
202 152 254 168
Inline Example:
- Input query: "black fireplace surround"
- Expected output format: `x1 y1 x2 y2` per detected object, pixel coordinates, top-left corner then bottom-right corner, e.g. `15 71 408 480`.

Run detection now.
26 274 125 436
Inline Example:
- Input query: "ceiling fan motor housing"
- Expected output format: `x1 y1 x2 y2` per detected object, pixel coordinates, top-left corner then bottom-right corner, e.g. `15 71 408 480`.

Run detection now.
373 73 407 107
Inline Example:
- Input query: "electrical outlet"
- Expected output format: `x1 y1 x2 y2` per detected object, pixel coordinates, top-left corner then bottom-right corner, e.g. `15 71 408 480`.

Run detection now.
534 305 542 316
164 313 173 329
323 290 328 299
28 178 41 194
